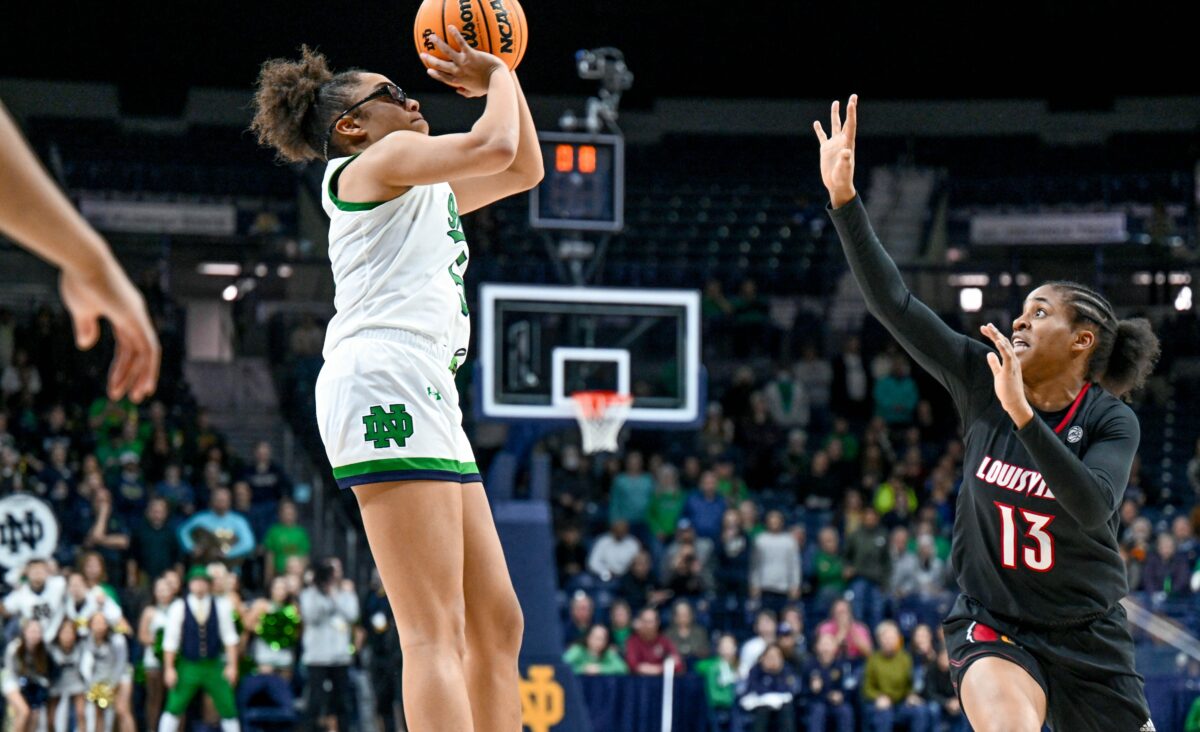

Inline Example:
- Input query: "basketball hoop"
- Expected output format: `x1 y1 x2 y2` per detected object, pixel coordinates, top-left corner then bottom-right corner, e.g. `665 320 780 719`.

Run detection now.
570 391 633 454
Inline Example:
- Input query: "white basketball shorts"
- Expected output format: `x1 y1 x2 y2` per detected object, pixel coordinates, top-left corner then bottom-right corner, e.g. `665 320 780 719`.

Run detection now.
315 328 479 489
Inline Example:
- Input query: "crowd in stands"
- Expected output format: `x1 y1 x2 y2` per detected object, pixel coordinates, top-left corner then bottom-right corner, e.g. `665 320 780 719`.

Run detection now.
549 307 1200 732
0 305 406 732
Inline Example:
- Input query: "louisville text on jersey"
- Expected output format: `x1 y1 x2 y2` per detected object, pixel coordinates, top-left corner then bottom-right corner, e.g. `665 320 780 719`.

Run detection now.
974 456 1056 501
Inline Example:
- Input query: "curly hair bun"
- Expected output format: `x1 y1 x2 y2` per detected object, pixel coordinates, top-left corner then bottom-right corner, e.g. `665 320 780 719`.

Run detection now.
250 45 335 163
1100 317 1160 397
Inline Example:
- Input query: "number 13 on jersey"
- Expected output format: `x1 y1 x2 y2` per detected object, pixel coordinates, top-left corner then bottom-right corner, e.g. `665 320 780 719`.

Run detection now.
994 501 1055 572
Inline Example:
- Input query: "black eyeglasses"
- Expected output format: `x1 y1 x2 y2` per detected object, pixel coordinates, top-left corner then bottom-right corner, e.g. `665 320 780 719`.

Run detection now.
324 83 408 160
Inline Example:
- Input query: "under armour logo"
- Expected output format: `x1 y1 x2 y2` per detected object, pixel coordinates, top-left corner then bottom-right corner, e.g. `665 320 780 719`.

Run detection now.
361 405 414 449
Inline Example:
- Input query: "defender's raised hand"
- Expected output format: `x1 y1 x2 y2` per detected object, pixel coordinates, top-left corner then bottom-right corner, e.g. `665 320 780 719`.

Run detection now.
813 94 858 208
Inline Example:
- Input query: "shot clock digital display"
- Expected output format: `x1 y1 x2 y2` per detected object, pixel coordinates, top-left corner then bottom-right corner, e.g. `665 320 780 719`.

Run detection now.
530 132 624 232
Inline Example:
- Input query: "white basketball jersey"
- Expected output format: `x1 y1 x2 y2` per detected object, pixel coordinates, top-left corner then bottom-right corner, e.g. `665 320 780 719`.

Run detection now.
320 154 472 371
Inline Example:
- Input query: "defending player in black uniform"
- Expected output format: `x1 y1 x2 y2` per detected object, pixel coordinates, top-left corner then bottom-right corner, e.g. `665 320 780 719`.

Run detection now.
813 96 1160 732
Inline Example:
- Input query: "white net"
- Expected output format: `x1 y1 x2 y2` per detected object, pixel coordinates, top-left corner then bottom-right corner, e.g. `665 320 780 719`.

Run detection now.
571 391 633 454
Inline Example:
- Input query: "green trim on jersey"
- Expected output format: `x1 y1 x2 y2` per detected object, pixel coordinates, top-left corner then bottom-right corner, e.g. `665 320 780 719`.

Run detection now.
328 154 388 212
332 456 480 479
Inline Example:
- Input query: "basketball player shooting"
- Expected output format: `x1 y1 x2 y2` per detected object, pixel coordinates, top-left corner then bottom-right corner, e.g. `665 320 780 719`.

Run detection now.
814 95 1159 731
251 24 540 732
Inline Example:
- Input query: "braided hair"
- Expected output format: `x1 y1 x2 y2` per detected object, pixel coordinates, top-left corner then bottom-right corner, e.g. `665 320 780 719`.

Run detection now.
1046 281 1160 398
250 45 362 163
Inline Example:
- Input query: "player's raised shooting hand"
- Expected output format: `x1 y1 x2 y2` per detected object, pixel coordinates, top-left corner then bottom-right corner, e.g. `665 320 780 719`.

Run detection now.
421 25 505 98
981 323 1035 429
813 94 858 208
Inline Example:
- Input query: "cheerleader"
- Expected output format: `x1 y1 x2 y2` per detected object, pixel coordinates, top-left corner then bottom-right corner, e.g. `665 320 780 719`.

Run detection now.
245 576 301 681
2 619 56 732
138 578 175 730
64 572 123 632
80 614 134 732
48 619 86 732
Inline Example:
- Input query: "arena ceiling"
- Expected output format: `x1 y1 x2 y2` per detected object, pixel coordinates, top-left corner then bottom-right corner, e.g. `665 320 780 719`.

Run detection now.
2 0 1195 116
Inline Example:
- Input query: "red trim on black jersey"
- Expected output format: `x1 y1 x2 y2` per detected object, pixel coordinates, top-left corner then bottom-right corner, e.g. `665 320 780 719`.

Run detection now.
1053 382 1092 434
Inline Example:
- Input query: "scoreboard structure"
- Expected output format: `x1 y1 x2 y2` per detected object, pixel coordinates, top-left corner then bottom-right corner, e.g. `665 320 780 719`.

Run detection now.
529 132 624 232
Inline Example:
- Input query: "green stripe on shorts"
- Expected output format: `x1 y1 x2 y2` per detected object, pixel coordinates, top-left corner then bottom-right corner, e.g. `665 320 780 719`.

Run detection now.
332 457 480 479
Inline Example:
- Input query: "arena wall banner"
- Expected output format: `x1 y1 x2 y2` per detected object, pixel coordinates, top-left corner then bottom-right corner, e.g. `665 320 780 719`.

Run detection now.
494 497 592 731
969 211 1128 245
518 659 592 732
0 494 59 577
78 196 237 236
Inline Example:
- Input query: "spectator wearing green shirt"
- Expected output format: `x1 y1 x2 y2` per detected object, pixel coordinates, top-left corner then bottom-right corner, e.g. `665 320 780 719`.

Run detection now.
714 456 748 504
908 518 951 562
737 499 763 539
813 526 846 604
695 634 739 711
88 396 136 436
609 451 654 530
263 499 311 580
864 620 931 732
1186 694 1200 732
563 625 628 676
824 416 861 460
608 600 633 652
96 418 145 468
647 463 685 542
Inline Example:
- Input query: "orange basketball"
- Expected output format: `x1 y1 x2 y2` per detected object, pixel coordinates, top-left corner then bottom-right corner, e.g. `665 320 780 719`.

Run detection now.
414 0 528 72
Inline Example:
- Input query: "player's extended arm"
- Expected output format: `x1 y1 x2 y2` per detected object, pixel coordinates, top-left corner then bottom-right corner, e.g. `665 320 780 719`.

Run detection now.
815 96 989 417
0 101 160 402
450 71 544 215
346 26 519 195
1016 402 1138 529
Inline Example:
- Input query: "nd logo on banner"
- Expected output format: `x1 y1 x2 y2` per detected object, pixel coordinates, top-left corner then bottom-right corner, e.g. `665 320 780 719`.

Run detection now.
519 665 565 732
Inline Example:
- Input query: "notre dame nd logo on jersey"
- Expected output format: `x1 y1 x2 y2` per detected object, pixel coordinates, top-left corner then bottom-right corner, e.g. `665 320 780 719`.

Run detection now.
445 193 470 317
447 193 466 244
362 405 414 449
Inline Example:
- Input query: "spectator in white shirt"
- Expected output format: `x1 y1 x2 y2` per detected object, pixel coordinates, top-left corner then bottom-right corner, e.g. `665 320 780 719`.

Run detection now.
587 520 641 581
1 558 67 640
738 609 779 678
63 571 124 636
300 558 359 731
750 511 802 613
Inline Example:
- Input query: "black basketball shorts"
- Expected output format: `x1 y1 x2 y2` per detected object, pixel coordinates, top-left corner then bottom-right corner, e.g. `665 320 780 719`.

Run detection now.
943 594 1154 732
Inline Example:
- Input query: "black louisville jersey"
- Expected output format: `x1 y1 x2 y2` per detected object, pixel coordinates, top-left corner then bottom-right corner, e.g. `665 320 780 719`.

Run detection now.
830 197 1137 626
952 380 1132 621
